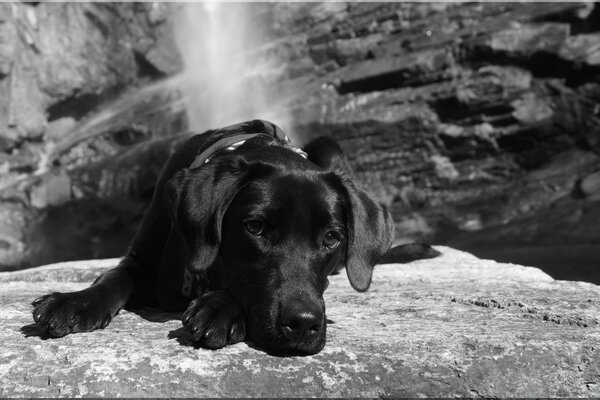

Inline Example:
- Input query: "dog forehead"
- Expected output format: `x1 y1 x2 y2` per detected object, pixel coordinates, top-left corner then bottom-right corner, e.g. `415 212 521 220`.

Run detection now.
234 172 342 219
271 171 337 198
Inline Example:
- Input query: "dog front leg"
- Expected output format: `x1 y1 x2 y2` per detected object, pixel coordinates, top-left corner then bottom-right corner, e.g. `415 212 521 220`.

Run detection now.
31 256 140 337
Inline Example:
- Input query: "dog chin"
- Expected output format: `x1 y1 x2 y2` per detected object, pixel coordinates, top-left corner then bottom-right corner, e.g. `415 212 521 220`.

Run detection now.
250 324 327 356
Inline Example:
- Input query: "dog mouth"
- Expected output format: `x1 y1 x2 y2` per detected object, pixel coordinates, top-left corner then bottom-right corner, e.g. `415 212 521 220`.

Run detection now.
245 309 327 356
249 325 327 356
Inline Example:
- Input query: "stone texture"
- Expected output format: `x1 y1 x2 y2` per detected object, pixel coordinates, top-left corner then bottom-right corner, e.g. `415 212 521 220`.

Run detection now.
1 247 599 397
1 1 600 277
580 170 600 198
29 173 71 209
0 4 16 78
0 2 182 142
337 47 453 93
0 2 186 269
560 33 600 66
0 201 28 270
483 23 571 56
268 2 600 251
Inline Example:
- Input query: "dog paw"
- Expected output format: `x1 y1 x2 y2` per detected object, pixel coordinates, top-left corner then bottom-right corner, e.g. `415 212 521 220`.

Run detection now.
32 290 114 338
182 290 245 349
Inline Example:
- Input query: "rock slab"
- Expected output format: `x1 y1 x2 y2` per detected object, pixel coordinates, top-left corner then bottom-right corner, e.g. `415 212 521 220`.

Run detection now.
0 247 599 397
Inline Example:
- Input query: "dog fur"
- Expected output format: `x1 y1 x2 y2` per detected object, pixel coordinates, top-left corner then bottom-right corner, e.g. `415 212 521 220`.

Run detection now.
31 120 439 355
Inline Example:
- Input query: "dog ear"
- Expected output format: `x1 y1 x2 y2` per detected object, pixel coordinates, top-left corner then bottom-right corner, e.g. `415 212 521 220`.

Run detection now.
310 137 394 291
341 180 395 292
164 169 188 224
304 136 354 179
163 156 248 273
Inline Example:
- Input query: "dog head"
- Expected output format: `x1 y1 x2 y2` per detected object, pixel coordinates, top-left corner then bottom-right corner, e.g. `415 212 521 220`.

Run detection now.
165 139 393 354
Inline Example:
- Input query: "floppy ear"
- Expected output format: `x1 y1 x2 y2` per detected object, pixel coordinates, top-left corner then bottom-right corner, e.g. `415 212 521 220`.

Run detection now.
308 137 394 292
164 169 188 223
341 180 395 292
304 136 354 179
163 156 248 273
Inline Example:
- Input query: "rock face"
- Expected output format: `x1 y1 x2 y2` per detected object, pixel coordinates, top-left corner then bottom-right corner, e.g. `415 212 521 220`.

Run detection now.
0 3 185 269
1 2 600 275
1 247 599 397
265 3 600 252
0 2 180 142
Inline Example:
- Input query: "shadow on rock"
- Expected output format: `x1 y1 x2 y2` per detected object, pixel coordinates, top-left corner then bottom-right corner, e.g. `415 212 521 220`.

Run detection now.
167 325 335 357
20 308 181 341
245 318 336 358
167 326 312 357
127 307 182 323
167 326 273 353
168 327 203 349
20 323 55 340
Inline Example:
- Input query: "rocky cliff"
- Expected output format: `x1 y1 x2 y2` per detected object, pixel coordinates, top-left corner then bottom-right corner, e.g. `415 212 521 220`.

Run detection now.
1 248 599 397
0 3 185 269
1 3 599 273
265 3 600 257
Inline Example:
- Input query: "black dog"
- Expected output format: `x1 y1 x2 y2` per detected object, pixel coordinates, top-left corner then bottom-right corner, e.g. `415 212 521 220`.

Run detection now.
31 120 439 355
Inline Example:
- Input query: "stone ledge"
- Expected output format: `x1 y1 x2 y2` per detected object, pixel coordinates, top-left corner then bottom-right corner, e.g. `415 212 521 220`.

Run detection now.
1 247 599 397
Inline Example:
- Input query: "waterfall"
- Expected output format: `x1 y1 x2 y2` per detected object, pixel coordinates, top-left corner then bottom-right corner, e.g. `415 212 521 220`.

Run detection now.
173 2 293 134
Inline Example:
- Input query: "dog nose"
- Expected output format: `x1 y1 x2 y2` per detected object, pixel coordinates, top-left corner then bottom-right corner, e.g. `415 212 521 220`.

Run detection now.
280 299 323 338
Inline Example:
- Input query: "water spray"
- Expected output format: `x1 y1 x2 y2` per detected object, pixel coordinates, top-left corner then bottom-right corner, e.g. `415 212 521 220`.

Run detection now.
173 2 293 136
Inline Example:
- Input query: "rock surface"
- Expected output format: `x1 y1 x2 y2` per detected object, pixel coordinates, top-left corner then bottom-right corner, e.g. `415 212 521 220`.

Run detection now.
1 247 599 397
1 2 600 286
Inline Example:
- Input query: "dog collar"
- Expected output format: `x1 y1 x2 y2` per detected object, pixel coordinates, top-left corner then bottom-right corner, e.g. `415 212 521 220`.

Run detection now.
189 131 307 170
189 133 267 169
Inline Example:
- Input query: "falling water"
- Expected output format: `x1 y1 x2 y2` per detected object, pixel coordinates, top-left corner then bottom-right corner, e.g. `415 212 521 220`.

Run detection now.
40 2 300 171
173 2 293 134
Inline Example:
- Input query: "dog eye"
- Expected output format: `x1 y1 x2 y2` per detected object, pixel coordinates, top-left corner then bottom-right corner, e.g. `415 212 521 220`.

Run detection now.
323 231 340 249
245 220 264 236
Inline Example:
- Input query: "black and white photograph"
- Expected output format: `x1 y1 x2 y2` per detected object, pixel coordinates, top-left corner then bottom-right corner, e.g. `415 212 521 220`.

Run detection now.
0 1 599 397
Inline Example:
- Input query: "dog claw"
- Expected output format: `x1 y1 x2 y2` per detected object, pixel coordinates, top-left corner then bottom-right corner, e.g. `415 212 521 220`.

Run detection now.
228 318 245 344
32 294 50 307
183 290 245 349
30 289 116 337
